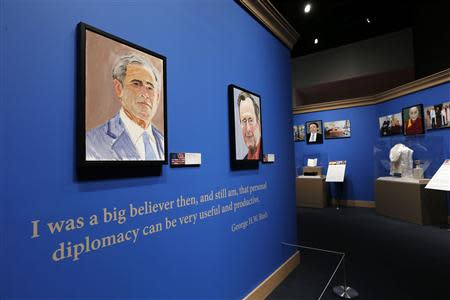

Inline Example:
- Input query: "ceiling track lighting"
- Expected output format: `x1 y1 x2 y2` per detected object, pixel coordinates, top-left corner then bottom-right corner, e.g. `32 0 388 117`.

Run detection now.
304 3 311 14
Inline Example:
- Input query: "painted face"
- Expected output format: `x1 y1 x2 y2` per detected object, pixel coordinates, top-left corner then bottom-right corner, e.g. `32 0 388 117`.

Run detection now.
392 118 400 126
239 98 261 151
115 63 159 126
309 123 318 133
409 107 419 121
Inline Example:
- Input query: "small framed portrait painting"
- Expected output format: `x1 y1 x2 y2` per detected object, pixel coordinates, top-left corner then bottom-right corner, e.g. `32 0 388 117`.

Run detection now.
324 120 351 139
228 84 263 169
77 22 167 179
424 102 450 130
305 120 323 144
402 104 425 136
378 113 403 137
294 125 305 142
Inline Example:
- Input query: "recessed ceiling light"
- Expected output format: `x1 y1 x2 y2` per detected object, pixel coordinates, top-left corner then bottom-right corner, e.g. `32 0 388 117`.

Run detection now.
366 18 371 23
304 3 312 14
314 38 318 44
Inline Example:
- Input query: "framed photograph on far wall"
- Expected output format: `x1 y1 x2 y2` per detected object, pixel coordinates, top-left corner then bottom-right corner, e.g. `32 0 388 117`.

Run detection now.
424 102 450 130
228 84 263 169
305 120 323 144
324 120 351 139
378 113 403 136
77 22 168 179
294 125 305 142
402 104 425 135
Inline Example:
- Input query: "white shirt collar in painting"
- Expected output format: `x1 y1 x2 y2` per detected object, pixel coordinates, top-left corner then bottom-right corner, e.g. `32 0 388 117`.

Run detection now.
309 132 316 142
119 108 162 160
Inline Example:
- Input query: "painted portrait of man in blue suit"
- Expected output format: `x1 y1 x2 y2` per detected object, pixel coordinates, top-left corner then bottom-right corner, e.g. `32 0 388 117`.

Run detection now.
86 53 165 161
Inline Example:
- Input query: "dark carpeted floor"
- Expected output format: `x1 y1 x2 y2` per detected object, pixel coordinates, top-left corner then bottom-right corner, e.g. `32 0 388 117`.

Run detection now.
268 207 450 300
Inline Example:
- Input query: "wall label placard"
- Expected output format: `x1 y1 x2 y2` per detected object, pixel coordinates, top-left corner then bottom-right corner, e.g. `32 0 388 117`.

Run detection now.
170 152 202 167
263 154 275 163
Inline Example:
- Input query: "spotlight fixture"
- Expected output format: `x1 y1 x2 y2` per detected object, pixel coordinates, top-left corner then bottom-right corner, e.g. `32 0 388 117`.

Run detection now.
314 38 318 44
366 18 371 23
304 3 311 14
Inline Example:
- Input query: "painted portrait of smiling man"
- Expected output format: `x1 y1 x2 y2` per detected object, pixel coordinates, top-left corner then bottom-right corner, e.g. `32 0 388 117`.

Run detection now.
79 23 167 163
402 104 425 136
228 85 263 169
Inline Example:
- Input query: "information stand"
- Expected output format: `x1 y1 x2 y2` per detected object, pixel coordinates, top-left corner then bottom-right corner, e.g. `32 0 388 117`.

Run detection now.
326 161 346 183
326 161 346 209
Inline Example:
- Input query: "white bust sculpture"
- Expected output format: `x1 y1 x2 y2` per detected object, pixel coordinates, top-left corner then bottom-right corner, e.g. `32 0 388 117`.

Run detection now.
389 143 413 177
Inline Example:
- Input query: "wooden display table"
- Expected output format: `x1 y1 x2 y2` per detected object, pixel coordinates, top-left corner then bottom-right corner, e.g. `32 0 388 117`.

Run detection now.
375 177 448 225
296 175 328 208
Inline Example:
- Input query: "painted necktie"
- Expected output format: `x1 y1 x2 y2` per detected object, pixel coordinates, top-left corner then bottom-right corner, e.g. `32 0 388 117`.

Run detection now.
142 131 157 160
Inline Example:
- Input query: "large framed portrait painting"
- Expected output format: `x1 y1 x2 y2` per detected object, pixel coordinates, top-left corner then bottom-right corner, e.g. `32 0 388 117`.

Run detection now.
77 22 167 179
228 84 263 170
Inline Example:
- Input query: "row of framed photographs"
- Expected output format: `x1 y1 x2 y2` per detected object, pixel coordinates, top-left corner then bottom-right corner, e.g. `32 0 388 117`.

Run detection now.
294 120 351 144
379 102 450 137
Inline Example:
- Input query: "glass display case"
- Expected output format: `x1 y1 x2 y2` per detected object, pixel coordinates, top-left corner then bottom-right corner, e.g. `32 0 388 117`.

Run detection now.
296 152 329 177
374 136 447 226
374 135 445 180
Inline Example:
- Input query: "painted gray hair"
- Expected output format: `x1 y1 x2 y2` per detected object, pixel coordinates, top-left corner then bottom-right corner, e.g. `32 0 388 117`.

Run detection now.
237 91 260 122
112 53 161 91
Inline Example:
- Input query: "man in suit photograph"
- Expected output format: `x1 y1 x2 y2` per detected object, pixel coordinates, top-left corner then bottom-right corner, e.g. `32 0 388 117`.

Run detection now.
86 53 164 160
306 122 323 144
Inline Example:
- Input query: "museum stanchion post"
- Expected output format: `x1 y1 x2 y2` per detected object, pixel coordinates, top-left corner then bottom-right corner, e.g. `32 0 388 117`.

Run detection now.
331 182 344 210
281 242 359 299
325 160 346 209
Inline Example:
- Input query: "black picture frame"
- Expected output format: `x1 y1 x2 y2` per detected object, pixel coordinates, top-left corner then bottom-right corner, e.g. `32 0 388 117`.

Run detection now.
424 102 450 131
228 84 263 170
305 120 323 144
324 120 351 139
77 22 168 180
294 125 305 142
378 113 403 137
402 104 425 136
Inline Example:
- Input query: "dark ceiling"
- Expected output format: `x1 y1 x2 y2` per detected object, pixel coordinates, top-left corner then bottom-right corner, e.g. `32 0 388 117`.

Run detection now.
271 0 415 57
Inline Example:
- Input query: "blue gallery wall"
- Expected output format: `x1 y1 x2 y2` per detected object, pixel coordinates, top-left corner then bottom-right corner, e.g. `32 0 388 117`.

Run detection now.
0 1 296 299
294 82 450 205
294 105 378 201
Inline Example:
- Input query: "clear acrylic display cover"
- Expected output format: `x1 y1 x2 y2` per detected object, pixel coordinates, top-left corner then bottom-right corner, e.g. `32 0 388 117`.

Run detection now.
374 136 445 180
297 152 329 177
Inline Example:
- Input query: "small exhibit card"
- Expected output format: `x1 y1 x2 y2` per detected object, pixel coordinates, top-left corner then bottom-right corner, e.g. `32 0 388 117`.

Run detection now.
425 159 450 191
326 160 346 182
170 153 201 167
307 158 318 167
263 154 275 163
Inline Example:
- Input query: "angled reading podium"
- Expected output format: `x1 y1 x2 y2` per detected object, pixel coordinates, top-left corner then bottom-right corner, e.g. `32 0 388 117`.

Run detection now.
375 177 448 225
